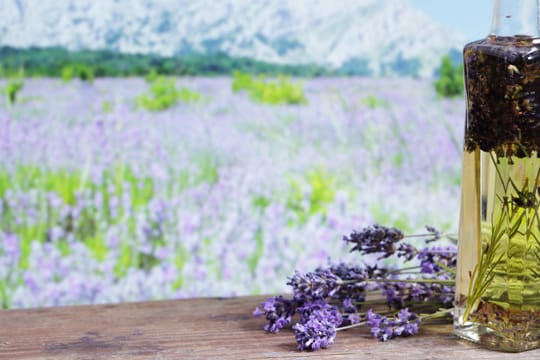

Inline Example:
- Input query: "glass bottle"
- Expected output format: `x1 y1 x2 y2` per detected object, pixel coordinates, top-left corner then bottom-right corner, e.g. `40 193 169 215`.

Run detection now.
454 0 540 352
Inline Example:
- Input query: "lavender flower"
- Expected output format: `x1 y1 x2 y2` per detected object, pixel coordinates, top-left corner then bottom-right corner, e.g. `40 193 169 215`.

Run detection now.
293 300 342 351
366 308 420 341
382 281 434 309
324 262 369 302
396 242 417 261
381 275 455 309
253 296 297 333
293 315 337 351
296 300 343 325
425 225 442 242
417 245 457 274
343 224 404 259
287 269 342 300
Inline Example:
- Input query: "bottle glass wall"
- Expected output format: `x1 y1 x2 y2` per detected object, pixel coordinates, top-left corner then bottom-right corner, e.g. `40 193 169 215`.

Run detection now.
454 0 540 352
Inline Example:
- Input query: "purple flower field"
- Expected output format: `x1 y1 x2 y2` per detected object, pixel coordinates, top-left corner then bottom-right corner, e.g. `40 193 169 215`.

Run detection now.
0 77 463 308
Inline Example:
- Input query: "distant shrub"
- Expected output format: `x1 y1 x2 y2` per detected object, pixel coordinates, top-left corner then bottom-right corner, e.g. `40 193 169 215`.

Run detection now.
3 79 23 104
77 64 94 83
62 64 94 84
232 71 254 92
61 66 75 83
434 55 464 98
144 68 160 83
232 71 307 105
136 76 202 111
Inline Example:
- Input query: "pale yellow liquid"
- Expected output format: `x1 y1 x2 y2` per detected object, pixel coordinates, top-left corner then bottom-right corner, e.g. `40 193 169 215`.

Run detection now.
455 148 540 352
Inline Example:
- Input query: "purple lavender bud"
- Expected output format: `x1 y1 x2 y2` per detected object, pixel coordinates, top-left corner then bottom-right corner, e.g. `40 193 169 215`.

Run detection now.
396 243 417 261
381 282 406 308
253 295 297 333
293 315 337 351
439 284 454 304
366 308 420 342
287 269 342 300
296 300 343 326
293 300 342 351
425 225 442 242
382 279 450 309
417 245 457 274
253 307 265 317
366 308 383 328
318 262 369 304
395 308 420 336
343 224 404 259
341 298 356 313
345 313 361 325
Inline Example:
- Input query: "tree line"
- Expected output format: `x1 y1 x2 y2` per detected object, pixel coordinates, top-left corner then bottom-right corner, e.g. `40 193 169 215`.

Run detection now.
0 46 335 78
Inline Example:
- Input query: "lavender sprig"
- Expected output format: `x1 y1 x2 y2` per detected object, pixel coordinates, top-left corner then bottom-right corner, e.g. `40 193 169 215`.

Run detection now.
253 295 298 333
343 224 404 259
287 269 342 301
366 308 420 341
417 246 456 274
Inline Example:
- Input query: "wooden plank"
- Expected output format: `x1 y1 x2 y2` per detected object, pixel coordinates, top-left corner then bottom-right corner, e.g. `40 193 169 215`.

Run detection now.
0 295 539 359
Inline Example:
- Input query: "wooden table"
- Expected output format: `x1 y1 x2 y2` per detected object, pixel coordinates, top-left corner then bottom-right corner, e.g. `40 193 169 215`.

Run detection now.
1 295 538 359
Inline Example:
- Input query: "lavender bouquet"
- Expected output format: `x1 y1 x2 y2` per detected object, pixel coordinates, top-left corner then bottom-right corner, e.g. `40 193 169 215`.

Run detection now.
253 224 456 351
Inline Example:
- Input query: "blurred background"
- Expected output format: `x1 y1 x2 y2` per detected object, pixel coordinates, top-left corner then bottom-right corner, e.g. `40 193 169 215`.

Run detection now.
0 0 490 308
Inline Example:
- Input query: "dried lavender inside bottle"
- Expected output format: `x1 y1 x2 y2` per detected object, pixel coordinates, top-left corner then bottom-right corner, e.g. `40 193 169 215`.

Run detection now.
464 36 540 156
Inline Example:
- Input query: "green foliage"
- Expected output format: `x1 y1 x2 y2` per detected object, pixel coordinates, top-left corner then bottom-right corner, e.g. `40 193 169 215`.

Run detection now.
136 76 202 111
2 78 23 104
144 68 160 83
246 228 264 276
434 55 464 98
171 245 189 290
286 168 336 224
0 152 220 285
102 100 114 113
232 71 307 105
231 71 254 92
61 64 94 83
359 95 390 109
177 87 202 103
61 66 75 82
0 164 156 271
0 46 335 78
77 64 95 83
136 76 178 111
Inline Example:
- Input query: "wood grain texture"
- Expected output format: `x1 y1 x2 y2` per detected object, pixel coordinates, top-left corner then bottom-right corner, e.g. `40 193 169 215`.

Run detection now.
1 295 539 359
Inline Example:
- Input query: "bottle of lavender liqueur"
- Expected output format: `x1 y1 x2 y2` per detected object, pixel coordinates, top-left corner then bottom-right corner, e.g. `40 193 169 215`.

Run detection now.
454 0 540 352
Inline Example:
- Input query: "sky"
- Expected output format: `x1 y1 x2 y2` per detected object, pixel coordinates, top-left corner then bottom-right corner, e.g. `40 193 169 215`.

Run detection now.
410 0 493 42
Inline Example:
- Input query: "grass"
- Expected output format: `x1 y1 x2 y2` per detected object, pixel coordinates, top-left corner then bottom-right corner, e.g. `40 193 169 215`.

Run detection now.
232 71 307 105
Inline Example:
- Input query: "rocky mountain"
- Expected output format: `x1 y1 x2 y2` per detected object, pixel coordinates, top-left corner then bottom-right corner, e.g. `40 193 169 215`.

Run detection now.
0 0 466 77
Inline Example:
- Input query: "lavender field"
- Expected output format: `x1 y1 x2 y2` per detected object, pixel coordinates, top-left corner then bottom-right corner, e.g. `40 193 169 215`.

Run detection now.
0 77 464 308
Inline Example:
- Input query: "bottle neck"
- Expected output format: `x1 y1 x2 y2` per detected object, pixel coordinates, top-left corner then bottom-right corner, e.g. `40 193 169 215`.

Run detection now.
491 0 540 37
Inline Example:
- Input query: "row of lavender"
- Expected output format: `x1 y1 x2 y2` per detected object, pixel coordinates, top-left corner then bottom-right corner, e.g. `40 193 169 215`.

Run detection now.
0 77 463 308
